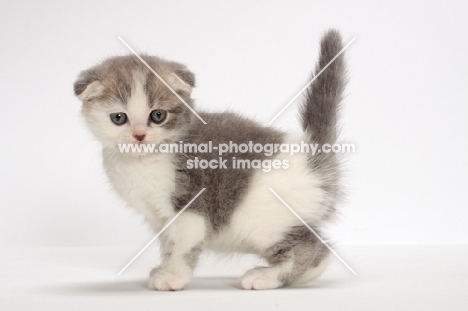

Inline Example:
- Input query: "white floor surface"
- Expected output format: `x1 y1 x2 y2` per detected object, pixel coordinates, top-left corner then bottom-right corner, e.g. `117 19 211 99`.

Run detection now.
1 245 467 310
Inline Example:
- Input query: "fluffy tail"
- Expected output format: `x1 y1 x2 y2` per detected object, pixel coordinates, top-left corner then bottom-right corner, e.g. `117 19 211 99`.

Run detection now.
301 30 347 219
300 29 346 145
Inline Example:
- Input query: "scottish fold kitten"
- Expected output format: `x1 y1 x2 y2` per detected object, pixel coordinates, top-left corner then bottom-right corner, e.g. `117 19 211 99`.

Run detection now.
74 29 346 290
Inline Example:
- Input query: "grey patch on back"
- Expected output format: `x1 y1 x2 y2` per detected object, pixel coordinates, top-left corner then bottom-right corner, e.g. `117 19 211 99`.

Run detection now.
172 112 285 232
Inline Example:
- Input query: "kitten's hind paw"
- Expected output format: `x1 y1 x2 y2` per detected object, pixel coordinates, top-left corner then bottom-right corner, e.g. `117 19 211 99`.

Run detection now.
148 267 191 291
240 267 283 290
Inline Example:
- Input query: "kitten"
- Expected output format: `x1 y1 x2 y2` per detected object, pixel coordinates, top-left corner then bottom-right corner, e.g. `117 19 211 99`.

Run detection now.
74 29 346 290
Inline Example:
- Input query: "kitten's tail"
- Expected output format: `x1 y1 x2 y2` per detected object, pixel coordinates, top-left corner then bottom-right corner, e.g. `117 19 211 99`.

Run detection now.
300 29 346 145
300 30 347 218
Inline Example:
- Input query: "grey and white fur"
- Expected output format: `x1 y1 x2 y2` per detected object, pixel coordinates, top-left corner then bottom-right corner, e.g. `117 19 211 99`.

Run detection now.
74 29 346 290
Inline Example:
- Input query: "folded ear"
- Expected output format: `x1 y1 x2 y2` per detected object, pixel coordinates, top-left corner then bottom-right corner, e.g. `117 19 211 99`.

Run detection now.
167 68 196 96
174 69 195 88
74 70 103 101
167 72 194 96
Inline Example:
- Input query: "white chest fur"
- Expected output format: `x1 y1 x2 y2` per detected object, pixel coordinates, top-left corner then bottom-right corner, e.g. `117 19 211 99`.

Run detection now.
102 148 176 228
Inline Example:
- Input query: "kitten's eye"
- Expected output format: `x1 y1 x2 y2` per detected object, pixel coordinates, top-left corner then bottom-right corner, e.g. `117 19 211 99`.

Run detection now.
150 109 167 124
110 112 127 125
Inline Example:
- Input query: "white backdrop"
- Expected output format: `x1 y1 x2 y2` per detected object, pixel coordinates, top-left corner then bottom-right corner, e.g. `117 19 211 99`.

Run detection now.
1 0 467 248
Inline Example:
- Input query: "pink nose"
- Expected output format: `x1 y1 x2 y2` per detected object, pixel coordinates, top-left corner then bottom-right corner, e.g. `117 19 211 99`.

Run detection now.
134 134 146 141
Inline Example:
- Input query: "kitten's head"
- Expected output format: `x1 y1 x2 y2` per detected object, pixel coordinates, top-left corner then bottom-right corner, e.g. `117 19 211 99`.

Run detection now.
74 55 196 151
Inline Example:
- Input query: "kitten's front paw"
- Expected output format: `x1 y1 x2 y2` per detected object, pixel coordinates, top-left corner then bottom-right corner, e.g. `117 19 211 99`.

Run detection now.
240 267 283 290
148 267 191 291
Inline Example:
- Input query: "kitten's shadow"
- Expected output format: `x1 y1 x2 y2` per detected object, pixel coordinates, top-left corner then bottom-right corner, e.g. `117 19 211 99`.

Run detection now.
36 277 340 295
37 277 242 295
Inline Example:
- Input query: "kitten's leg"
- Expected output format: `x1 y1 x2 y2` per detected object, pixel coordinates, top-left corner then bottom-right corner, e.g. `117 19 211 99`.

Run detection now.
241 227 326 290
292 244 330 285
148 212 205 291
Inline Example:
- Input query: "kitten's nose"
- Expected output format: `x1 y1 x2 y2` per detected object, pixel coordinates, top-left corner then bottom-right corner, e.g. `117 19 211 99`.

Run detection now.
133 124 146 141
133 134 146 141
